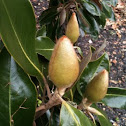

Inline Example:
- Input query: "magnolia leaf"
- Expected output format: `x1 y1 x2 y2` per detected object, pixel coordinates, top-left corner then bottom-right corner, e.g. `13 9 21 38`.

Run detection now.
102 88 126 109
83 2 101 16
0 48 37 126
75 53 109 103
91 104 112 126
60 101 92 126
0 0 43 78
36 36 54 60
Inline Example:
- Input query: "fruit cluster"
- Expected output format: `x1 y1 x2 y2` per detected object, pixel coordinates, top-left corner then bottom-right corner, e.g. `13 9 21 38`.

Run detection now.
49 12 108 105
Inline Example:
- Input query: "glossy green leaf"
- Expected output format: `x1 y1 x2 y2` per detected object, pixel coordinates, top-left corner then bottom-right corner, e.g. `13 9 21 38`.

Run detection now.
39 7 59 26
0 0 42 77
103 0 118 7
78 8 100 38
36 25 46 37
94 12 106 28
65 47 92 101
110 0 118 6
102 87 126 109
92 104 112 126
76 53 109 101
60 101 92 126
0 48 37 126
101 0 116 21
36 36 54 60
83 2 101 16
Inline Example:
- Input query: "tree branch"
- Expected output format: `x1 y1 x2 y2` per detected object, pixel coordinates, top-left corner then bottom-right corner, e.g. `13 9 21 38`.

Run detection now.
42 76 52 99
35 89 63 120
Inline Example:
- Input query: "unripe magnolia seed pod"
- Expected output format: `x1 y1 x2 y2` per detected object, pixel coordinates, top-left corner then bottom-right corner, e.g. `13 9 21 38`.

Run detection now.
49 36 79 93
66 12 80 44
84 69 109 103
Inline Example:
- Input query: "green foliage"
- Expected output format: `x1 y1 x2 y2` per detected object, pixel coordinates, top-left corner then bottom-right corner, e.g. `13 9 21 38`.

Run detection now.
60 101 92 126
0 48 37 126
0 0 125 126
39 0 116 39
35 36 54 60
0 0 41 77
102 88 126 109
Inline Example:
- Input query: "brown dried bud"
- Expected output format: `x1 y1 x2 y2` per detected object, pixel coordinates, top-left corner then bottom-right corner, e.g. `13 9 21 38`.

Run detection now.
60 8 66 26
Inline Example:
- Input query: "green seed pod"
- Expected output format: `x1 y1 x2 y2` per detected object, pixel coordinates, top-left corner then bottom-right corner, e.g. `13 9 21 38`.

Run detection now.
84 69 109 103
66 12 80 44
49 36 79 94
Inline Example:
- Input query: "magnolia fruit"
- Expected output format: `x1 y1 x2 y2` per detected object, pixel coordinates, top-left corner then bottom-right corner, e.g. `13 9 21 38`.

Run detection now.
66 12 80 44
84 69 109 103
49 36 79 93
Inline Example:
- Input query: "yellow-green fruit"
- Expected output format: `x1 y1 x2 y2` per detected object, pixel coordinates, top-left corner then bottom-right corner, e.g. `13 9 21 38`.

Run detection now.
84 69 109 103
66 12 80 44
49 36 79 89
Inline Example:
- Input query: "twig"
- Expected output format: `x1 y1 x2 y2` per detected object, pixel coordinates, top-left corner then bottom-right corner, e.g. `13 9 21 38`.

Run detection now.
87 106 103 116
35 89 64 119
11 98 27 118
42 76 51 99
86 110 96 125
42 86 46 103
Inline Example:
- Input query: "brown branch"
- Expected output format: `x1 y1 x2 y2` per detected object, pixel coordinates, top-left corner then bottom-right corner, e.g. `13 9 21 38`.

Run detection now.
41 86 46 103
35 89 63 120
42 76 52 99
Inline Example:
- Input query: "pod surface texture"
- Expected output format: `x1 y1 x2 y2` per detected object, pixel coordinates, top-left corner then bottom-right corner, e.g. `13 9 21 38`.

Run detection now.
49 36 79 89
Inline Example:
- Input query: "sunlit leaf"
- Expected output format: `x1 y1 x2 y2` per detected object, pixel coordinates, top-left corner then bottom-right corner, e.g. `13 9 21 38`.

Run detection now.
60 101 92 126
102 87 126 109
36 36 54 60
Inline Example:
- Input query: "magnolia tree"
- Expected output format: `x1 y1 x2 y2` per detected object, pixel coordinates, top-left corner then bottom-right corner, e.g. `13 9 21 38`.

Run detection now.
0 0 126 126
